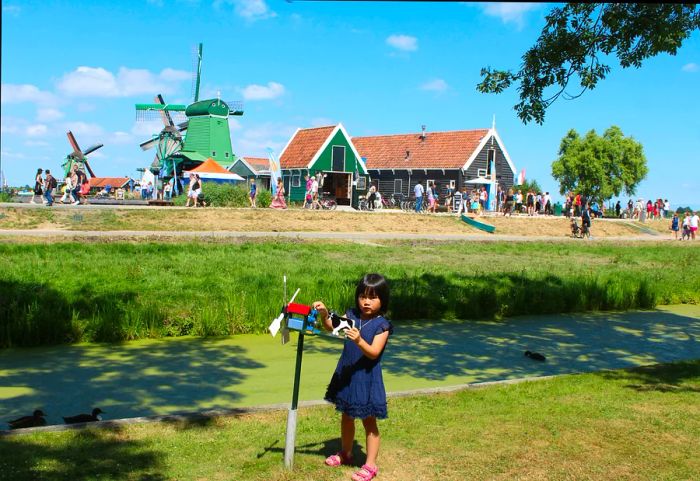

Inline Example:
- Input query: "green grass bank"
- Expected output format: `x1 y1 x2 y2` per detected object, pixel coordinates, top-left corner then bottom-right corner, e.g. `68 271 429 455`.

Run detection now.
1 360 698 481
1 240 699 347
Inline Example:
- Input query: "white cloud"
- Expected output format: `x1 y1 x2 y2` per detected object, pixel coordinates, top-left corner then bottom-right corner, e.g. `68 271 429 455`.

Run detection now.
24 140 50 147
109 131 135 145
215 0 276 21
131 120 165 138
56 66 190 98
240 82 285 101
421 79 448 92
160 68 192 82
386 34 418 52
63 121 104 137
681 63 699 73
1 84 58 105
478 3 539 27
36 108 65 122
235 123 297 156
26 124 49 137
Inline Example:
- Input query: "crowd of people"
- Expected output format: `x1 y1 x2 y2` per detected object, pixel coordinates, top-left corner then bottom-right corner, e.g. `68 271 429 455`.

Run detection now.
30 166 92 207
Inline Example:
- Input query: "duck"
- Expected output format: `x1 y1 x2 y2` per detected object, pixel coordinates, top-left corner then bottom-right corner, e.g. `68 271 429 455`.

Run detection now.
62 408 105 424
8 409 47 430
524 350 546 362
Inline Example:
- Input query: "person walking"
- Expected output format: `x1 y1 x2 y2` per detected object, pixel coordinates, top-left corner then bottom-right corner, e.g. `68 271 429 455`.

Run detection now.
31 168 44 204
690 211 699 240
413 181 424 213
43 170 56 206
670 213 680 240
60 173 75 204
270 177 287 209
248 178 257 208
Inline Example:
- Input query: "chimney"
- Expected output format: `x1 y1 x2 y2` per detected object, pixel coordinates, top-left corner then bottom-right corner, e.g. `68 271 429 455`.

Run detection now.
421 125 426 141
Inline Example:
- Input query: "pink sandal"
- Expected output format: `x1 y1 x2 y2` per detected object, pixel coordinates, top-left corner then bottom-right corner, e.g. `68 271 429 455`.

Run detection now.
325 451 353 467
351 464 378 481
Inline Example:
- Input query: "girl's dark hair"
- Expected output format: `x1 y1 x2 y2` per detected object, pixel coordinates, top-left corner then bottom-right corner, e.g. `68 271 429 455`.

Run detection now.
355 273 390 314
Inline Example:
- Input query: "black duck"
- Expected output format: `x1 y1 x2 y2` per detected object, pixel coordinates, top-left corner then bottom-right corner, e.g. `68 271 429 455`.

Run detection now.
8 409 47 429
63 408 105 424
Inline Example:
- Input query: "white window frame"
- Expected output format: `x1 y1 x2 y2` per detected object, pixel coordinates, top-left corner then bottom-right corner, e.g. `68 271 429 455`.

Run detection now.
356 176 367 190
291 174 301 188
477 168 487 177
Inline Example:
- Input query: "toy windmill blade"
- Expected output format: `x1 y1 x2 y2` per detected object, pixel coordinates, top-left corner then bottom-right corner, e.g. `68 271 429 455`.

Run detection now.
67 131 83 158
154 94 175 128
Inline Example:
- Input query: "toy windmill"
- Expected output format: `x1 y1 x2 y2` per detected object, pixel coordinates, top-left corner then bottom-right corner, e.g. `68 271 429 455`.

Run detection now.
135 43 244 183
62 130 103 178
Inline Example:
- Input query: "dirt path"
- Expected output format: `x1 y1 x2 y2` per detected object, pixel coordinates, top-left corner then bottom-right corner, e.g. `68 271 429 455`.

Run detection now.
0 203 671 240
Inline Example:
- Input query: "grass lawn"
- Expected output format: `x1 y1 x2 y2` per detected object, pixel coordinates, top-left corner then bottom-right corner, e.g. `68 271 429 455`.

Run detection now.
1 360 698 481
2 240 699 347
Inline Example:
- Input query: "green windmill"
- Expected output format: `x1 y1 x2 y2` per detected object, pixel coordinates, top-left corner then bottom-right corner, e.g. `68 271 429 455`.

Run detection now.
62 130 104 178
135 43 244 181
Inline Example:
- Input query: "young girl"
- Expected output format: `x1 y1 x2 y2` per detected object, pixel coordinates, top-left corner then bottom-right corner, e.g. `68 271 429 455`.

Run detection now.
313 274 393 481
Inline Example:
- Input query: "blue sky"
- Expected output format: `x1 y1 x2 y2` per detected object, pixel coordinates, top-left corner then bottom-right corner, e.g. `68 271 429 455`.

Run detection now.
2 1 699 206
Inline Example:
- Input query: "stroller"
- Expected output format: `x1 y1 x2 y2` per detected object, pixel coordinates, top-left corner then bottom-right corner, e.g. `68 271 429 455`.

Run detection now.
681 223 691 240
570 218 582 238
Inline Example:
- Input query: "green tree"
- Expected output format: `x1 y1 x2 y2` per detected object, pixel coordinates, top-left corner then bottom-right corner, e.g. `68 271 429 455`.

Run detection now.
551 126 648 203
477 4 700 124
516 178 542 194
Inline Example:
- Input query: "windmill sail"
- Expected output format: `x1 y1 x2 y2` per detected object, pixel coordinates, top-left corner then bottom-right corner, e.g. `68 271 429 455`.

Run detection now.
267 148 282 195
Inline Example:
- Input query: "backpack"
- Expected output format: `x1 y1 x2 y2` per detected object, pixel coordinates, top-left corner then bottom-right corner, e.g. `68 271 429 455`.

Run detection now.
49 176 57 189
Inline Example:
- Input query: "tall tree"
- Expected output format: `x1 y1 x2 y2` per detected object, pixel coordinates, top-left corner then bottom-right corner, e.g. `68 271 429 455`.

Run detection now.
551 126 648 203
477 4 700 124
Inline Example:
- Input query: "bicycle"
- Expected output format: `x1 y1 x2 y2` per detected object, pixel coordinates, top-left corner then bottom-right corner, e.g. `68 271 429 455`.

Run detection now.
316 193 337 210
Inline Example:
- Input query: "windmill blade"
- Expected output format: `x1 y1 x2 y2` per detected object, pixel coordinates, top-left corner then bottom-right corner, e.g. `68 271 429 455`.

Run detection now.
155 94 175 128
83 159 96 178
178 121 189 132
82 143 104 156
140 137 159 151
67 131 83 158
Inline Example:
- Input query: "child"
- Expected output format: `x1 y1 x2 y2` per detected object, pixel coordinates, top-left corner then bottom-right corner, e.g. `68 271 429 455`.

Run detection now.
313 274 393 481
670 213 679 240
681 212 691 241
248 179 257 208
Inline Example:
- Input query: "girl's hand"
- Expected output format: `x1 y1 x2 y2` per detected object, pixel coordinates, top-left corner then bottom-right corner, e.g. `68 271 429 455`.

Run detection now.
344 327 361 344
312 301 330 330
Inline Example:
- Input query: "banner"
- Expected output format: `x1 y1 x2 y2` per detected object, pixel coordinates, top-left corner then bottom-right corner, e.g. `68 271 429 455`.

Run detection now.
267 148 282 195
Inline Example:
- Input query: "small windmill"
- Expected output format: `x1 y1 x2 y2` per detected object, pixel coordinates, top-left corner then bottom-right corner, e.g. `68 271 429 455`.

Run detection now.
135 43 244 182
137 94 189 174
62 131 104 177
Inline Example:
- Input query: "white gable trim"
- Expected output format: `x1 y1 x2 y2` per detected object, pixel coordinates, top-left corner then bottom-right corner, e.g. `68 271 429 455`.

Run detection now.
462 128 516 175
306 123 368 175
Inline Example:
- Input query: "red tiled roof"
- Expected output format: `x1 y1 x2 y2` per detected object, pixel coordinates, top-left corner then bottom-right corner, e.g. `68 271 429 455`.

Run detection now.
244 157 270 171
89 177 130 188
279 126 336 169
353 129 490 170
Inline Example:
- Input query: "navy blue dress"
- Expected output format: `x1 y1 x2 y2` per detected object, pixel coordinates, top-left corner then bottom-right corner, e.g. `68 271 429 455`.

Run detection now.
324 309 393 419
